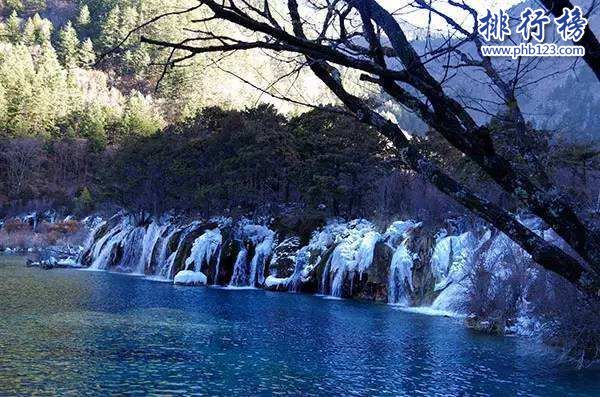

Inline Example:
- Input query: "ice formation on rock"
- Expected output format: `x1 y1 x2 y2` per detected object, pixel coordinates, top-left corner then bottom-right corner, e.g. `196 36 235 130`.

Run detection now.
185 228 222 273
319 220 381 297
384 221 421 305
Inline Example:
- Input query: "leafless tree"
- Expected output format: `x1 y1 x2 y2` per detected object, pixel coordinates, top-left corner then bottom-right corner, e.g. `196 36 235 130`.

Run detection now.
539 0 600 80
0 139 43 199
137 0 600 295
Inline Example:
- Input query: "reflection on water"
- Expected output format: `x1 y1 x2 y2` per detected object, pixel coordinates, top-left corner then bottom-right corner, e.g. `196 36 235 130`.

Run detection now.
1 255 599 396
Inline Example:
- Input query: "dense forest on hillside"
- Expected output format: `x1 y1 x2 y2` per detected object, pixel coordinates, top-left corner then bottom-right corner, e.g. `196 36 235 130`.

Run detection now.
0 0 598 225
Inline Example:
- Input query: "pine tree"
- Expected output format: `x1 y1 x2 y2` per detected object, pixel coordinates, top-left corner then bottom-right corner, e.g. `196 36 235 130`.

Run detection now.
32 14 52 45
120 90 164 137
57 21 80 69
0 82 7 130
22 18 36 46
76 4 91 30
78 38 96 68
5 11 22 45
120 6 139 39
99 5 122 50
0 44 37 136
79 104 108 148
5 0 24 13
32 43 67 135
123 45 149 73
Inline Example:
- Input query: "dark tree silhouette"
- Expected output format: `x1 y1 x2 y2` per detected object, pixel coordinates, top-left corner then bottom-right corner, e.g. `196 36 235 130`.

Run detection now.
539 0 600 81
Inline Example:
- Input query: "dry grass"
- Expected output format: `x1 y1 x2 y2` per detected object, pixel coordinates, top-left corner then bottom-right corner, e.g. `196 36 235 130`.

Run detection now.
0 219 86 250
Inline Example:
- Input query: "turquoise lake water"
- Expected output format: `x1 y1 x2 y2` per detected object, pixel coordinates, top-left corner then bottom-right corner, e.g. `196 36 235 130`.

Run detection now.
1 255 599 396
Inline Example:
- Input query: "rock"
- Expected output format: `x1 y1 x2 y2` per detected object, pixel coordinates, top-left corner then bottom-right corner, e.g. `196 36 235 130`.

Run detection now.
215 236 237 286
271 209 326 245
407 229 437 306
303 245 335 294
264 275 290 291
354 241 393 301
268 237 300 279
170 222 219 277
465 314 506 335
173 270 207 286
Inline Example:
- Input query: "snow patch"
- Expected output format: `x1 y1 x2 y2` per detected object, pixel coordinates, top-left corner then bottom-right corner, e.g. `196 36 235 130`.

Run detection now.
173 270 207 286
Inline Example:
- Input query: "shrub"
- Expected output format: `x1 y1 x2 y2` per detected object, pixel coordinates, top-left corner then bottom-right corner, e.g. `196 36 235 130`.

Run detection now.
529 272 600 368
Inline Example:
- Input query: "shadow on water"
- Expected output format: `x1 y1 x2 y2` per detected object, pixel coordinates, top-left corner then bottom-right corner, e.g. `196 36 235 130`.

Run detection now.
1 254 599 396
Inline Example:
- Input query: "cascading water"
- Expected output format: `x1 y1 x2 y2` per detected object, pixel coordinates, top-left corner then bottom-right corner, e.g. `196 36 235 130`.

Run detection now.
161 222 202 280
429 231 486 311
227 224 275 288
81 219 106 257
229 248 249 286
135 222 167 275
179 227 223 284
89 224 128 270
153 227 179 279
322 242 354 297
430 232 475 291
248 232 274 287
185 228 222 272
115 226 147 273
79 212 541 321
384 221 420 305
388 243 413 305
319 221 380 298
287 247 309 292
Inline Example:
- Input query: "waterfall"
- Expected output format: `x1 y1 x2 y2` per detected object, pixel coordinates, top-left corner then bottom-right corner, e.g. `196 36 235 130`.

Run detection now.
177 227 223 285
384 221 420 305
184 228 222 272
229 248 249 286
164 251 178 280
430 232 476 292
213 250 222 285
81 220 106 258
116 227 147 272
153 227 178 279
384 221 421 246
159 222 201 279
429 231 482 311
135 222 167 275
320 223 380 298
248 232 274 287
288 247 309 292
355 231 380 279
89 225 128 270
228 224 274 288
77 211 549 321
387 242 413 305
325 242 354 297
